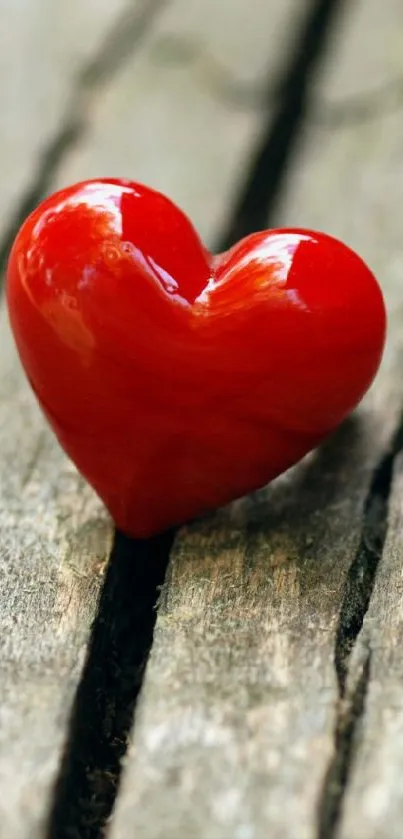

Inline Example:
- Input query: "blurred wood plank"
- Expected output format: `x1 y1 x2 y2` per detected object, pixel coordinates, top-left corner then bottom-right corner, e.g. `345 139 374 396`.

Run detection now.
53 0 305 245
109 1 403 838
0 0 158 244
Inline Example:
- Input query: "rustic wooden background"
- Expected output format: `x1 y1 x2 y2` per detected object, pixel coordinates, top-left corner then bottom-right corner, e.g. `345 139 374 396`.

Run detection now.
1 1 403 837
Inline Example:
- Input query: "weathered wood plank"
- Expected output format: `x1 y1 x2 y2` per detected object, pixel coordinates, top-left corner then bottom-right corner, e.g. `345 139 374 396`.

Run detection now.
0 0 139 242
338 454 403 839
52 0 304 244
275 3 403 833
109 1 403 837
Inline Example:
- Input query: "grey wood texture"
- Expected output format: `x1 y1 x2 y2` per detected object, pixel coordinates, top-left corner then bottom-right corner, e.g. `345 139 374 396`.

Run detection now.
109 1 403 838
53 0 304 244
0 1 303 837
0 0 138 240
274 1 403 836
339 455 403 839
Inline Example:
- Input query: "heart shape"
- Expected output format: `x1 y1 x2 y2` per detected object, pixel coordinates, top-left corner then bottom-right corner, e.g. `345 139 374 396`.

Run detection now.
7 179 386 537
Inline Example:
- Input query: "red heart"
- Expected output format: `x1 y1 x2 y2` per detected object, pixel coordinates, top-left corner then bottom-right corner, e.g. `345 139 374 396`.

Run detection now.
7 179 386 537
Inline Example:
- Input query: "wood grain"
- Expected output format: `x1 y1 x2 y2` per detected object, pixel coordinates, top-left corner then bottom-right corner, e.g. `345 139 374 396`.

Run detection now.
275 3 403 832
109 1 403 837
0 0 141 243
338 454 403 839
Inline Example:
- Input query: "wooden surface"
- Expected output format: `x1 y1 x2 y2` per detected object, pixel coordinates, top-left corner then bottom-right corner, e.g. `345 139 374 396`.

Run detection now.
275 1 403 836
1 0 403 837
0 1 303 837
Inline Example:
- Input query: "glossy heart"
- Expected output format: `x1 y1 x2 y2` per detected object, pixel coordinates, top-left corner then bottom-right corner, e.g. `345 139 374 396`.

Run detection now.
7 179 386 536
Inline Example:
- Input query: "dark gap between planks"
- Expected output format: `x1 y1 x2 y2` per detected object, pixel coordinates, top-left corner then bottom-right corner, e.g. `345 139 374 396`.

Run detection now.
217 0 349 249
43 1 349 837
316 413 403 839
46 530 175 839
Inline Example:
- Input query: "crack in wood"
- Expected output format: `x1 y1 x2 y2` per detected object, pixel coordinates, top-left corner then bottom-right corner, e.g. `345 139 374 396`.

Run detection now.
317 650 371 839
216 0 348 251
335 417 403 696
0 0 166 283
45 530 174 839
316 411 403 839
